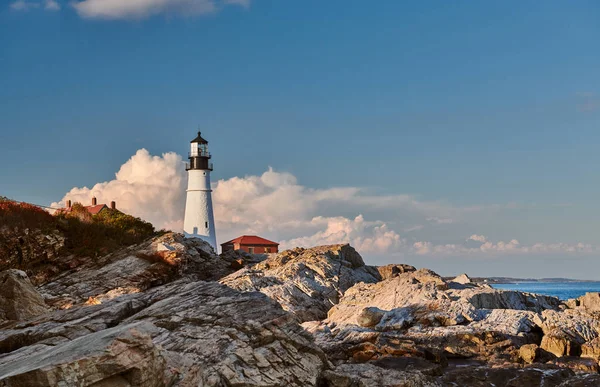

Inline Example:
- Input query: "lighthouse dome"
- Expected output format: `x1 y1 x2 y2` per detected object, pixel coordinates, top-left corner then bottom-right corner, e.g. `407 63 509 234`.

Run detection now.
190 132 208 144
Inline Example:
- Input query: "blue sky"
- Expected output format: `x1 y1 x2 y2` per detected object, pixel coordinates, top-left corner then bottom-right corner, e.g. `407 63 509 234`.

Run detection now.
1 1 600 277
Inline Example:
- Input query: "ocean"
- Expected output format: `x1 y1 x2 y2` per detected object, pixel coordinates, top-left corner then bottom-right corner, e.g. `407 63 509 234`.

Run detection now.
491 282 600 301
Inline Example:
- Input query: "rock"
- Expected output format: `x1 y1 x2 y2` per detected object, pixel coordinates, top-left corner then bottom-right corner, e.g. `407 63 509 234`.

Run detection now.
357 307 385 327
578 292 600 313
519 343 539 364
0 322 168 386
0 226 66 285
557 374 600 387
377 264 416 280
541 309 600 344
326 269 451 327
463 289 560 312
581 337 600 360
541 328 578 357
0 269 49 321
219 248 266 270
0 280 327 386
565 298 580 309
39 232 232 309
468 309 542 336
451 273 472 285
220 244 380 322
321 363 440 387
441 364 576 387
550 356 599 373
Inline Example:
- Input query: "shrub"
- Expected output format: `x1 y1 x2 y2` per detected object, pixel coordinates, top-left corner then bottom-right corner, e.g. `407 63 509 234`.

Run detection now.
55 204 156 256
0 197 56 232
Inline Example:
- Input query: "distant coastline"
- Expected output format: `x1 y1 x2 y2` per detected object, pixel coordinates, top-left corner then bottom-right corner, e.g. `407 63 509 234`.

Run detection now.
443 276 596 284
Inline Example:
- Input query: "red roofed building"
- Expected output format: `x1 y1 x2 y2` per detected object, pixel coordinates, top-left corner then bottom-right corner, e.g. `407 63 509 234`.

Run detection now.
57 197 117 215
221 235 279 254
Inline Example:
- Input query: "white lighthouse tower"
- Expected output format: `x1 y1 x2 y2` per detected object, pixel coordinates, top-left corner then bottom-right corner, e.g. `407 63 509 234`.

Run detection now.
183 132 217 251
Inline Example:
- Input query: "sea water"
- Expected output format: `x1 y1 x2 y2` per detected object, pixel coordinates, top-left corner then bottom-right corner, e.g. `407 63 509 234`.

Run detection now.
491 282 600 300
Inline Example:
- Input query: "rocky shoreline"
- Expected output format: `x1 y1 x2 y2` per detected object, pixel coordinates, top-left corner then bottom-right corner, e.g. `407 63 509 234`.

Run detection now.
1 232 600 386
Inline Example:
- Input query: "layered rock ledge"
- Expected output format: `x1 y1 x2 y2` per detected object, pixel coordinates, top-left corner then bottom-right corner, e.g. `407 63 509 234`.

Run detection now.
1 232 600 386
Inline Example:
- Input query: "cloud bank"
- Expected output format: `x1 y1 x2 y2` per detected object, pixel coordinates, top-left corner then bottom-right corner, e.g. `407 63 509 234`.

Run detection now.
9 0 248 18
10 0 59 11
53 149 597 261
71 0 249 19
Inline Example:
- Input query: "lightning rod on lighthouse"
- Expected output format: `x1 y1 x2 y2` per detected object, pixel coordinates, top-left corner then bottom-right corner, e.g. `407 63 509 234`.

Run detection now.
183 131 217 251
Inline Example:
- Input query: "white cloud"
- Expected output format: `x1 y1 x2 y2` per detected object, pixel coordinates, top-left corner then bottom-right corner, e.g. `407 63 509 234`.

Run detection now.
71 0 247 19
411 235 594 257
10 0 40 10
45 0 60 10
280 215 404 254
468 234 488 243
10 0 59 10
53 148 599 258
427 217 454 224
52 149 187 230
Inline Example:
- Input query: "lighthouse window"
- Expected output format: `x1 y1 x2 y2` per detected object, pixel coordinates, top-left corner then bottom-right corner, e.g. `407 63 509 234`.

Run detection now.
205 221 208 228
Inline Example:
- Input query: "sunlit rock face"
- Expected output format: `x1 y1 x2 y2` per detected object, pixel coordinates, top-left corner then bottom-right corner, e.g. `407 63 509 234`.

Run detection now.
220 244 381 322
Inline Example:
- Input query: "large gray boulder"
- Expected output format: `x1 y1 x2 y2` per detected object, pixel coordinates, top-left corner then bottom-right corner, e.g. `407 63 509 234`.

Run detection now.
578 292 600 313
0 269 49 321
0 322 166 387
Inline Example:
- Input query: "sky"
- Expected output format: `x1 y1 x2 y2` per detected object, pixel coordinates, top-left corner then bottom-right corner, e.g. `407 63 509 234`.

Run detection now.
1 0 600 279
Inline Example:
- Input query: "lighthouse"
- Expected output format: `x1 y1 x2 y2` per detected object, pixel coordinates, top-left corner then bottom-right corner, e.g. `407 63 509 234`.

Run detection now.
183 132 217 251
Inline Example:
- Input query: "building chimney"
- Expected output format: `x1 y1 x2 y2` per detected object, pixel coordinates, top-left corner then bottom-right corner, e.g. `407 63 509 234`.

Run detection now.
66 200 72 208
110 201 116 210
92 197 97 206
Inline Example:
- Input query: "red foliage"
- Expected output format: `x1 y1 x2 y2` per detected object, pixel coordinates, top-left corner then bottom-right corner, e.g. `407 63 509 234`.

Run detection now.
0 199 56 230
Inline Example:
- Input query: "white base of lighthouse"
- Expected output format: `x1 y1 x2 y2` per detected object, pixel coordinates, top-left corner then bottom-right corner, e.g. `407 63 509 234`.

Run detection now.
183 169 217 252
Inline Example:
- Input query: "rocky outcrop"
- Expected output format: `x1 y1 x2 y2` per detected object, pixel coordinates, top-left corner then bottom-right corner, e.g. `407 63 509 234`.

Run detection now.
4 229 600 386
0 280 328 386
581 337 600 360
578 292 600 313
462 288 560 312
0 270 49 321
377 263 416 280
220 244 380 322
519 343 539 364
0 227 66 285
39 233 233 309
440 364 583 387
451 273 472 285
0 322 167 386
305 267 576 380
322 363 440 387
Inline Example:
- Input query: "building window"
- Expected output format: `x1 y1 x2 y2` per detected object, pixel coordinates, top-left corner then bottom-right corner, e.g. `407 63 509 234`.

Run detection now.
248 247 255 254
205 222 208 228
265 247 271 253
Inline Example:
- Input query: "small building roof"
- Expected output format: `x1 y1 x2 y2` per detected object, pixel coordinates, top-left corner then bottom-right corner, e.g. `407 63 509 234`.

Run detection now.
221 235 279 246
56 204 108 215
87 204 108 215
190 131 208 144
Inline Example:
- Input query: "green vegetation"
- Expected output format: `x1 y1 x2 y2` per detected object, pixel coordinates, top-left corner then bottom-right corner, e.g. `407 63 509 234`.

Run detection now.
0 197 157 257
56 203 156 256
